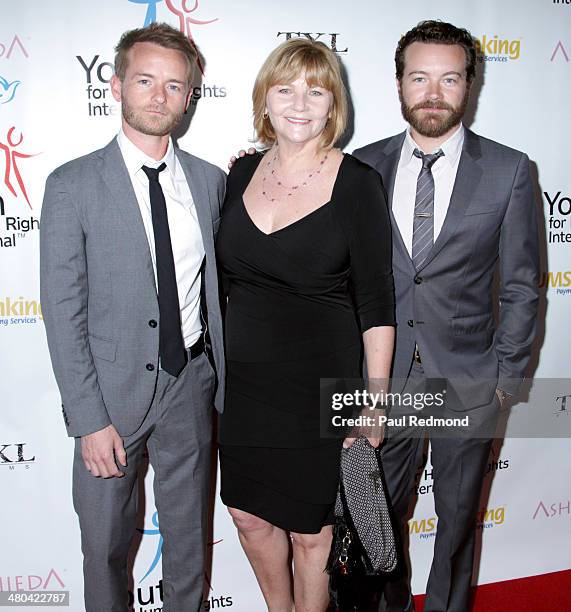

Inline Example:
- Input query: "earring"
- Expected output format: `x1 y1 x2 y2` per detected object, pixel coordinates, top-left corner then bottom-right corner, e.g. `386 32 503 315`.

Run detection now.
263 110 269 118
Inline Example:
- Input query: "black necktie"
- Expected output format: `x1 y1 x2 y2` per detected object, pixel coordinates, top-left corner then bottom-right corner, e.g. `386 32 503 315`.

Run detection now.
411 148 444 270
142 163 187 376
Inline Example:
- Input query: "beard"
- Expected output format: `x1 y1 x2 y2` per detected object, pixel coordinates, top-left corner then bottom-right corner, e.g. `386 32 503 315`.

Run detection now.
400 90 469 139
122 99 184 137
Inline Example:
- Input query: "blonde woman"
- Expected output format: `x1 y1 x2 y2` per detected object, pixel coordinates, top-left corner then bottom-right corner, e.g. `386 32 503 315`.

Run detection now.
217 39 395 611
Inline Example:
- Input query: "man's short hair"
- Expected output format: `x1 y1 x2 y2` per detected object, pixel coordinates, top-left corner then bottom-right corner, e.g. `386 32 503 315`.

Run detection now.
395 20 477 84
252 38 348 149
114 22 197 86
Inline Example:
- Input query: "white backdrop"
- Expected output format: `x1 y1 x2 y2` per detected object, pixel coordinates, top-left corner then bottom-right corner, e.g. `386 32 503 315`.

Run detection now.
1 1 570 610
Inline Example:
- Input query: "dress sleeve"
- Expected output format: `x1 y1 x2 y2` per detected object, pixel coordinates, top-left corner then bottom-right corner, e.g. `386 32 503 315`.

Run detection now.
348 164 396 332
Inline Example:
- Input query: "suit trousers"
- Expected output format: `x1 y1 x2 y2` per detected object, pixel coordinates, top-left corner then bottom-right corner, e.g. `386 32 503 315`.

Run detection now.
380 362 499 612
72 351 214 612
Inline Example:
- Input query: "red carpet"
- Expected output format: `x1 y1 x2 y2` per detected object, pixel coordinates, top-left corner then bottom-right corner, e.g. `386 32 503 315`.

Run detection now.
413 569 571 611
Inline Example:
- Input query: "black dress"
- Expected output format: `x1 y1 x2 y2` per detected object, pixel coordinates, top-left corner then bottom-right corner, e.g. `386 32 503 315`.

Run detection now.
217 153 394 534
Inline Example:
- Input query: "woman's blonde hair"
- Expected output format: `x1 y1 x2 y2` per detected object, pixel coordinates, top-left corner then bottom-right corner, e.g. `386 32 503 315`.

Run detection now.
252 38 348 149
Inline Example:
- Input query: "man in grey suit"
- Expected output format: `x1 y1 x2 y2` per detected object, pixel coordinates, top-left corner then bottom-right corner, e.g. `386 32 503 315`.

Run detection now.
40 23 225 612
353 21 539 612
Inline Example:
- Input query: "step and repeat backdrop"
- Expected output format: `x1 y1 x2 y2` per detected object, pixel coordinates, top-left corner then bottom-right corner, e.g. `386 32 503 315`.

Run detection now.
2 1 570 610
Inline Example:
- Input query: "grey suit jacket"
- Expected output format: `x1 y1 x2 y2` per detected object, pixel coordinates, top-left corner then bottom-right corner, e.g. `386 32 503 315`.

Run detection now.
354 128 539 409
40 138 226 437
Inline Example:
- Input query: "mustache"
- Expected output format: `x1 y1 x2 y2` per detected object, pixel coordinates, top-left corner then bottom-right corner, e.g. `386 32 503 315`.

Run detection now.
411 100 455 112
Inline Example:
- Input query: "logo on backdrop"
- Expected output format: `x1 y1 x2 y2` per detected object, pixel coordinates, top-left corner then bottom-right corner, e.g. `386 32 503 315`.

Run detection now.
0 443 35 470
409 505 506 538
80 1 227 117
0 569 65 592
532 499 571 519
276 32 348 54
203 592 234 610
551 40 570 62
485 444 510 476
0 196 39 250
552 0 571 6
0 297 43 326
0 35 29 61
476 506 506 530
539 271 571 295
0 127 38 209
131 511 233 611
408 515 437 539
137 511 163 583
76 55 118 118
129 0 163 26
163 0 218 76
475 35 521 63
0 74 21 104
410 450 510 495
544 190 571 246
412 452 433 497
129 0 220 76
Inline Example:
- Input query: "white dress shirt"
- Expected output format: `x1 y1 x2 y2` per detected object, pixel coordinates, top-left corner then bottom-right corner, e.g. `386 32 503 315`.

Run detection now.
392 124 464 256
117 129 205 349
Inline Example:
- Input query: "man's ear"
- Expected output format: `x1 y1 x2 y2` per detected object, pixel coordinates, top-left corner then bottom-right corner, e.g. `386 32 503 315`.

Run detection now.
396 77 402 95
185 85 193 112
110 74 122 103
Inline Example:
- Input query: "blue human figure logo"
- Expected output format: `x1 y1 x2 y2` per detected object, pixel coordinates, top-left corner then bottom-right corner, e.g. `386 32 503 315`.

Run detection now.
138 511 163 583
128 0 164 27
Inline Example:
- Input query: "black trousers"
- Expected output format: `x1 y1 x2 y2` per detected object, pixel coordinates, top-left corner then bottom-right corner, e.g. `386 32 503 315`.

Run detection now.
379 362 499 612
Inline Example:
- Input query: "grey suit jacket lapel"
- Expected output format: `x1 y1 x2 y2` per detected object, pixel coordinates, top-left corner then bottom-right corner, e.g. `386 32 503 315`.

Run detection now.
176 149 215 259
100 138 156 290
417 128 483 271
377 132 415 274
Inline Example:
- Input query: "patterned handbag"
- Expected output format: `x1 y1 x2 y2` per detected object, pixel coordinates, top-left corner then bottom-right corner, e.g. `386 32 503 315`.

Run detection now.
326 436 398 610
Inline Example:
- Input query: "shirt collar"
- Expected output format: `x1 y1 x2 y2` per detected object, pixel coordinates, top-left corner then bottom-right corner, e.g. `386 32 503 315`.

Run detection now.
403 123 465 168
117 129 177 178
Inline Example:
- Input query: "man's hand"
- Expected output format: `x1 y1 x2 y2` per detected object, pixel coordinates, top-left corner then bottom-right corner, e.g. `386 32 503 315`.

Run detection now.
495 388 512 410
228 147 256 170
81 424 127 478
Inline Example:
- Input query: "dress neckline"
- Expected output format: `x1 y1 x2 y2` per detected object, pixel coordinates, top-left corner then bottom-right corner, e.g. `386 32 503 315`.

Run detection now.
241 153 348 237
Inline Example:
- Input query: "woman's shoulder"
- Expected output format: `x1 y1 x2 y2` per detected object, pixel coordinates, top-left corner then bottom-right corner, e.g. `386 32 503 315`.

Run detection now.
227 150 266 193
332 154 386 210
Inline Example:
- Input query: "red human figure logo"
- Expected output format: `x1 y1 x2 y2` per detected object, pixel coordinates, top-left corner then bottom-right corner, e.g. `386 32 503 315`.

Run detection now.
0 127 38 209
164 0 218 75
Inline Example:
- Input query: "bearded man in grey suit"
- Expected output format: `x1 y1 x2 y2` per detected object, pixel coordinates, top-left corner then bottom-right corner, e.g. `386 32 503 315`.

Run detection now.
353 21 539 612
40 23 225 612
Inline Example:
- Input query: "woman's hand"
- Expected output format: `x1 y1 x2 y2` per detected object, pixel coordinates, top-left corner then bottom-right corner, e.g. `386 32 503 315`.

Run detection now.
343 408 386 449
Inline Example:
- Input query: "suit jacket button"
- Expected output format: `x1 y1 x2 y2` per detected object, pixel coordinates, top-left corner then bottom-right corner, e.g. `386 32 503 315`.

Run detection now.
414 276 423 285
148 319 157 328
407 319 414 327
146 363 155 371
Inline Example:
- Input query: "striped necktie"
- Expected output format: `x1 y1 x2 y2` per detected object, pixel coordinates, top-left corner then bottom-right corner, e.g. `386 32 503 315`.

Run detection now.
411 148 444 269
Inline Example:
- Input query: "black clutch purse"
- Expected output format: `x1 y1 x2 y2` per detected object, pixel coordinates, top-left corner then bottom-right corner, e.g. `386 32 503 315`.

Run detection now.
326 437 397 610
